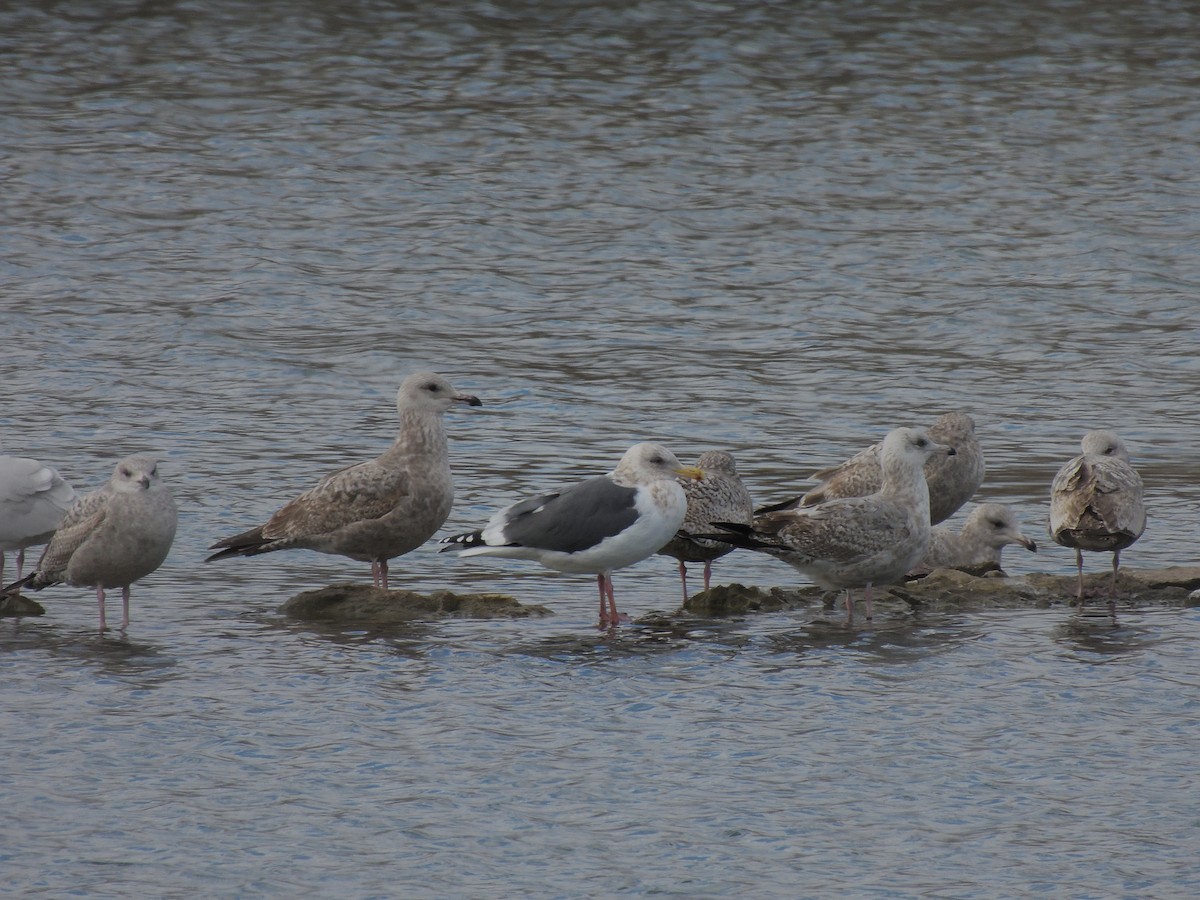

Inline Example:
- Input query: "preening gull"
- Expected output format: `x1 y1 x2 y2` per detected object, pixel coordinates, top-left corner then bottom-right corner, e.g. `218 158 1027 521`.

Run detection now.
768 412 984 525
656 450 753 602
3 455 177 631
0 450 77 582
911 502 1037 577
711 427 951 620
1049 430 1146 609
207 372 481 590
441 442 703 628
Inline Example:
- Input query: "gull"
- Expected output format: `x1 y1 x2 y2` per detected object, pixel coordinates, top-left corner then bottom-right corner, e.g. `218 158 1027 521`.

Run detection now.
764 412 984 525
711 427 952 621
3 455 177 631
0 449 77 583
657 450 754 602
207 372 480 590
1049 429 1146 610
442 442 703 628
912 502 1037 576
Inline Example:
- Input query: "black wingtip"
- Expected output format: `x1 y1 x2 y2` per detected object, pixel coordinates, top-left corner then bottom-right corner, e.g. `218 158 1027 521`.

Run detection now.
754 496 804 516
438 531 485 553
2 573 41 596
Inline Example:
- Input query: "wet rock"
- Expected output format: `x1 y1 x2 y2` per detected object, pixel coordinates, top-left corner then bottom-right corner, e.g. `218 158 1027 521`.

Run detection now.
278 583 551 622
0 594 45 617
683 567 1200 617
682 582 823 616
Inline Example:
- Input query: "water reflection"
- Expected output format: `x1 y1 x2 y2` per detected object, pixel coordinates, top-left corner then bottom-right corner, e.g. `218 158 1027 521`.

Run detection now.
0 620 178 682
1052 614 1156 662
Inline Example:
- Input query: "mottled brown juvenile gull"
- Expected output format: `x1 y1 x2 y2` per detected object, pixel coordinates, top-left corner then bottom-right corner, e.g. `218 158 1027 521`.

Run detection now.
657 450 754 602
911 502 1037 577
1049 430 1146 609
711 427 951 621
767 412 984 525
207 372 481 590
441 443 703 628
0 449 77 582
3 455 177 631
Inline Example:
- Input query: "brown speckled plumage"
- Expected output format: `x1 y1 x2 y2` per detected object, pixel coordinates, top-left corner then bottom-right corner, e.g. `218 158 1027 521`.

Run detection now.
1049 430 1145 604
658 450 754 600
207 372 480 590
788 412 985 525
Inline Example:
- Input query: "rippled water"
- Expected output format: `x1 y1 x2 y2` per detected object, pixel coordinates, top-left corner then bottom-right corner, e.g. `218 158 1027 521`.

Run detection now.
4 1 1200 896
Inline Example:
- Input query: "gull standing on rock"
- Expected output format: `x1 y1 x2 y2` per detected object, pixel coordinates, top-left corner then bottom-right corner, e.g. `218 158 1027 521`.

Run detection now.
657 450 754 602
768 412 984 525
442 442 703 628
207 372 481 590
911 502 1038 577
1049 429 1146 609
0 449 77 583
711 427 952 621
3 455 177 632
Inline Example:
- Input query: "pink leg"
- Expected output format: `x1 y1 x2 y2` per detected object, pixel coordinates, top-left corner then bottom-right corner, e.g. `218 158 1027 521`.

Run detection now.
17 548 27 581
844 589 855 621
1109 550 1121 598
597 573 609 627
703 560 713 592
379 559 389 592
96 586 108 632
120 586 131 631
678 560 689 603
1075 548 1086 603
604 575 626 626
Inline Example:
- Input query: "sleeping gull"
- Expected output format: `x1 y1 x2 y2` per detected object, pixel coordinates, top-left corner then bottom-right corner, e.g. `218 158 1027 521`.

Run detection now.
0 449 77 583
910 502 1037 577
710 427 951 621
207 372 481 590
1049 430 1146 610
2 454 177 631
764 412 984 526
656 450 754 602
441 442 703 628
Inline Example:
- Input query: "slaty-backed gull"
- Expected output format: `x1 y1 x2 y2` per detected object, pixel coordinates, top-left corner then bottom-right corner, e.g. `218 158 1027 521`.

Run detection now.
442 442 702 628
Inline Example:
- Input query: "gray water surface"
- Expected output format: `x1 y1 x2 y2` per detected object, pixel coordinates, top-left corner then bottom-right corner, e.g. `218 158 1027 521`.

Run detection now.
3 1 1199 896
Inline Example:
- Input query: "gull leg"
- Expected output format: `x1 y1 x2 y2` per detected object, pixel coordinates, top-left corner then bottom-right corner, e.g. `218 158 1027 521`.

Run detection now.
120 586 131 631
1075 549 1086 606
605 575 625 626
1109 550 1121 598
863 584 874 622
379 559 389 592
678 560 689 603
96 587 107 632
703 560 713 592
17 549 26 581
844 589 855 622
597 573 609 627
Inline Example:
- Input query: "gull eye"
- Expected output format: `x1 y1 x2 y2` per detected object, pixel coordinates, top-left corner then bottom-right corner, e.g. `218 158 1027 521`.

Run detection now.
989 519 1005 529
120 467 131 477
425 382 441 392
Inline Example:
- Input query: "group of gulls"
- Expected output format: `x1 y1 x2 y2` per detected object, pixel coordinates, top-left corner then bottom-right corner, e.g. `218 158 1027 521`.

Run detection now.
1 372 1147 631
